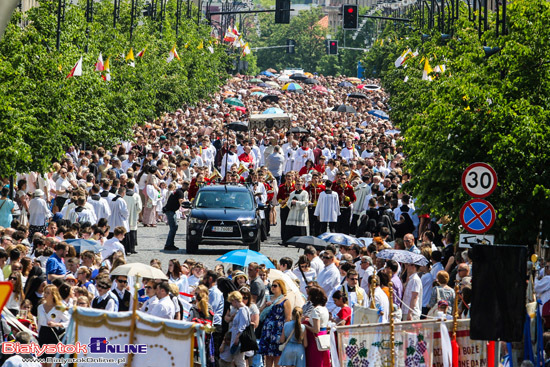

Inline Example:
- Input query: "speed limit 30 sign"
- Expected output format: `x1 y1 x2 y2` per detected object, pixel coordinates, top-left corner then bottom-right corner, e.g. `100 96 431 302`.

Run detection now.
461 163 498 198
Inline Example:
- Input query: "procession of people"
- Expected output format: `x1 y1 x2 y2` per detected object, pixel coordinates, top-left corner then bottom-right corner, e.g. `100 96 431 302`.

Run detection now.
0 71 479 367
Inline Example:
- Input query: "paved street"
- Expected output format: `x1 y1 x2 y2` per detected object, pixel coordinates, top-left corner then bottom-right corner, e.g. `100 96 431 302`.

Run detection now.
129 210 304 269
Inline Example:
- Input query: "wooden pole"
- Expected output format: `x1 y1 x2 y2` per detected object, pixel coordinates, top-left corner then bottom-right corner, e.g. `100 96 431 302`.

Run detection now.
389 281 395 367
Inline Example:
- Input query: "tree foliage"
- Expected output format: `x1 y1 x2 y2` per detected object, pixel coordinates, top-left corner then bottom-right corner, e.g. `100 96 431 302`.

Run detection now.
0 0 231 176
361 0 550 244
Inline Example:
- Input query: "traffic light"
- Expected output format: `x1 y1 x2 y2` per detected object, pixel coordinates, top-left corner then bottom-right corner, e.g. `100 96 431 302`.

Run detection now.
326 40 338 55
286 39 296 54
275 0 290 24
342 4 358 30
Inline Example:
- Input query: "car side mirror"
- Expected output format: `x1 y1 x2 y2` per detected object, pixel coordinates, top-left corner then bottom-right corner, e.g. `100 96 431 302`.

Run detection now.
256 203 266 210
181 201 192 209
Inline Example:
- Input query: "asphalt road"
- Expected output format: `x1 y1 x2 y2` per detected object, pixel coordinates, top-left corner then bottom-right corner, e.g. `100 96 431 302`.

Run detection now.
129 210 305 270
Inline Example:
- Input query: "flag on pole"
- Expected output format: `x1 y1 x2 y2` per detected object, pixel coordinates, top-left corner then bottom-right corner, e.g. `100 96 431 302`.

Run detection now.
167 44 180 62
224 27 237 42
394 48 410 68
94 52 104 72
433 64 446 73
232 26 241 37
207 43 214 54
422 58 433 81
242 42 251 57
136 47 147 58
233 35 243 48
197 41 204 49
126 48 135 67
103 56 111 81
66 56 83 78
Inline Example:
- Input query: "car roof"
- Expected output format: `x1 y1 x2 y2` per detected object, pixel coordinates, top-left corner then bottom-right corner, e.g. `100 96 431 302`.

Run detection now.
198 184 251 193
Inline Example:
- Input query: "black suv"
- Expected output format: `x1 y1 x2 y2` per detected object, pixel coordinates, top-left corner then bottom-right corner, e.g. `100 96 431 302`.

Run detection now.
184 185 263 254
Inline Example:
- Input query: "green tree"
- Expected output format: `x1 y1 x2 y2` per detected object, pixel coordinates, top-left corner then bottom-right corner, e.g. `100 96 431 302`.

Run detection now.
361 0 550 244
0 0 231 176
247 7 327 72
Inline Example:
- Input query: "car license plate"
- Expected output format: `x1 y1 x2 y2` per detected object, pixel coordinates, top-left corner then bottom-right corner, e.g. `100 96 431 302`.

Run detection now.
212 226 233 233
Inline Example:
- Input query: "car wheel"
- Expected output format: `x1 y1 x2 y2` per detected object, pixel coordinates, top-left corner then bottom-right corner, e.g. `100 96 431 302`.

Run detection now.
249 236 261 252
186 239 199 254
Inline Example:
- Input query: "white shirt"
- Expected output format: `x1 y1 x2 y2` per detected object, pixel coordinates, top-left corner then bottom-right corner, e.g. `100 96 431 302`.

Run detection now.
292 147 314 172
28 197 51 226
107 195 129 232
293 267 316 296
2 355 42 367
93 292 117 312
141 295 158 313
37 303 70 332
340 146 359 162
55 177 71 198
367 287 390 323
317 263 341 296
149 295 175 319
101 237 126 260
314 191 340 222
309 256 325 276
402 273 422 320
88 195 111 223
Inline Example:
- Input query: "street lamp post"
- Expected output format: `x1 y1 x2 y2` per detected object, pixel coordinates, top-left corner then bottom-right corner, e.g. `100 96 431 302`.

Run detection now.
84 0 93 53
55 0 65 51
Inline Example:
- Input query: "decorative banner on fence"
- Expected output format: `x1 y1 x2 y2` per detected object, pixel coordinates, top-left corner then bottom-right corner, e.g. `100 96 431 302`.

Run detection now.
63 308 205 367
433 322 487 367
337 319 477 367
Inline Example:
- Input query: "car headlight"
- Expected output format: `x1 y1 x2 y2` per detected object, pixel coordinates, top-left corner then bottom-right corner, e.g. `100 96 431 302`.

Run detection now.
188 217 206 224
239 219 256 226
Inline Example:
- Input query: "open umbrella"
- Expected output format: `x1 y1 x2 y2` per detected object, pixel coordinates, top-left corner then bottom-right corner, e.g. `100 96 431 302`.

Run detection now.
332 104 357 113
303 78 319 85
304 72 314 77
234 106 247 113
216 249 275 269
261 94 280 103
265 81 280 88
347 77 361 83
224 97 244 107
267 269 305 308
318 232 363 247
348 92 368 99
338 81 354 88
376 249 429 266
222 90 236 97
278 75 290 82
286 236 329 251
368 109 390 120
110 263 168 280
249 78 263 83
263 107 285 114
258 83 269 87
226 121 248 131
65 238 102 254
249 87 264 92
260 70 275 77
362 84 381 91
290 126 310 134
290 73 308 81
267 68 277 73
251 91 267 96
282 83 302 92
312 85 329 93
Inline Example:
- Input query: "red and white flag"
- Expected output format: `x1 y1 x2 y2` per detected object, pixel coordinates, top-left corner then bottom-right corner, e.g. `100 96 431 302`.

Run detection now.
224 27 237 42
167 44 180 63
136 47 147 58
66 56 83 78
103 56 111 81
94 52 104 72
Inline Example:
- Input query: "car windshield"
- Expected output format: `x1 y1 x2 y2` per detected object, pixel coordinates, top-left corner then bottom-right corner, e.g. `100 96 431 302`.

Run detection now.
194 191 254 210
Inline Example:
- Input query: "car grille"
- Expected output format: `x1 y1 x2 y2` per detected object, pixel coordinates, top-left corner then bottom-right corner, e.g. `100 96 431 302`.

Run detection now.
202 220 242 238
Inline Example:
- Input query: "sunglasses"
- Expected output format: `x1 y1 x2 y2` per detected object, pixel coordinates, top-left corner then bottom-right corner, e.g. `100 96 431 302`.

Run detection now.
271 284 279 288
8 277 17 281
117 279 128 284
145 286 153 289
98 286 110 290
77 302 88 306
300 265 308 268
322 256 333 260
348 278 359 281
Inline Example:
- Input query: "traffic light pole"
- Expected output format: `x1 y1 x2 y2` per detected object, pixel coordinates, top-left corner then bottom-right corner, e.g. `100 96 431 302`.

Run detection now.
359 14 411 22
207 9 293 18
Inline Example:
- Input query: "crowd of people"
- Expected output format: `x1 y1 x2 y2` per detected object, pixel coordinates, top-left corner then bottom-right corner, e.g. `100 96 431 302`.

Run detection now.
0 71 478 367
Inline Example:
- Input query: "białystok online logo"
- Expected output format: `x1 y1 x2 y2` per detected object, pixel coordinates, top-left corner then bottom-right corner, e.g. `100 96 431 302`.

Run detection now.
2 337 148 357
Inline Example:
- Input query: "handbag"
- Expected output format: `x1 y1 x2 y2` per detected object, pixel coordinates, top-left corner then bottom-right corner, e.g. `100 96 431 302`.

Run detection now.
315 333 331 351
427 287 443 317
239 309 258 353
279 327 295 352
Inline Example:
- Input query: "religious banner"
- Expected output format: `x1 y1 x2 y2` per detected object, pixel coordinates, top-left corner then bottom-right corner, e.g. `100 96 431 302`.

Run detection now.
63 308 206 367
433 321 487 367
337 319 478 367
